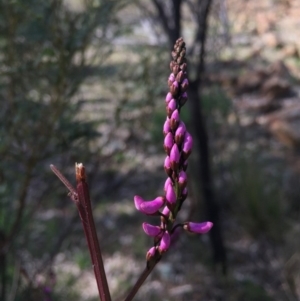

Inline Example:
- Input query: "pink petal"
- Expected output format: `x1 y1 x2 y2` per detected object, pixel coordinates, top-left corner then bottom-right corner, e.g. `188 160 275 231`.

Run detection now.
184 221 213 234
139 196 165 214
134 196 164 215
142 223 162 236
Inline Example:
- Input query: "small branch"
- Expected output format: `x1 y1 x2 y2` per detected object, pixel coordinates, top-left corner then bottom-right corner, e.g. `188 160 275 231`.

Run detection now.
50 164 78 203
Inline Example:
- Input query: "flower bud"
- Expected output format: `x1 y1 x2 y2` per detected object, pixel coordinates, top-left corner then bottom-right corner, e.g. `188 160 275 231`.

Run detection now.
171 51 177 60
170 61 176 72
161 205 170 224
164 156 172 177
175 121 186 145
168 73 175 87
170 109 180 131
163 132 173 155
176 70 185 83
166 98 176 118
165 92 173 104
159 231 170 253
170 81 179 96
164 177 173 192
181 78 189 92
179 92 188 107
183 221 213 234
178 170 187 190
172 64 180 75
182 131 193 160
166 183 176 206
180 63 187 71
163 118 171 136
169 144 180 172
146 246 157 261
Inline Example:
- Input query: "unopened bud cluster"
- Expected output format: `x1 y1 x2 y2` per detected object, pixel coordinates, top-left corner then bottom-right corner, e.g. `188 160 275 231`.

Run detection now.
134 38 213 263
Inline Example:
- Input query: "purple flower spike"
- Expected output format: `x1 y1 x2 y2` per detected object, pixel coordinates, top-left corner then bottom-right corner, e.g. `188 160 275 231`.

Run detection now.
142 223 162 237
175 121 186 145
159 231 171 253
166 183 176 205
164 132 174 155
170 144 180 171
170 109 180 131
168 73 175 87
164 177 172 192
134 196 164 215
183 221 213 234
166 98 177 118
165 92 173 104
182 131 193 159
178 170 187 190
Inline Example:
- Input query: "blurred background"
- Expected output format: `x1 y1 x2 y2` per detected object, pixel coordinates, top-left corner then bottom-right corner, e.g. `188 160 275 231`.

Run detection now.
1 0 300 300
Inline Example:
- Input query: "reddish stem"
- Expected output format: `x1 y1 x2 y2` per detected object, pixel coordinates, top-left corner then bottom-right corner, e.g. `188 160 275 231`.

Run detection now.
75 163 111 301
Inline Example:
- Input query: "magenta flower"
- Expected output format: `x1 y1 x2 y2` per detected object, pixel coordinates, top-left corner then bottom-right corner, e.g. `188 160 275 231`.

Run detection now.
134 196 164 215
142 223 162 237
183 222 213 234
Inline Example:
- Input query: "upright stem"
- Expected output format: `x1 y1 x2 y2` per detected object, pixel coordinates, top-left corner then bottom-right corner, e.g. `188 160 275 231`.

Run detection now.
75 164 112 301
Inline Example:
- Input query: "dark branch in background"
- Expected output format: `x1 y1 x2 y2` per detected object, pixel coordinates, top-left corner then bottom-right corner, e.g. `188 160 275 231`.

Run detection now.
188 0 227 273
150 0 227 273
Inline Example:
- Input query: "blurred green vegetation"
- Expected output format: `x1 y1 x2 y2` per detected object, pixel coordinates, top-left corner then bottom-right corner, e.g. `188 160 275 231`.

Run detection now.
0 0 126 299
